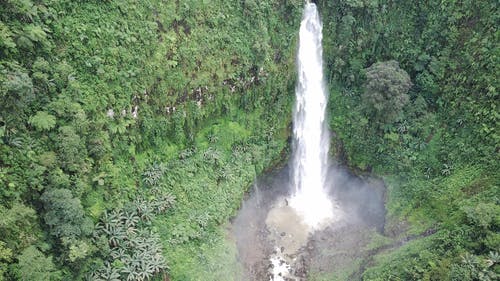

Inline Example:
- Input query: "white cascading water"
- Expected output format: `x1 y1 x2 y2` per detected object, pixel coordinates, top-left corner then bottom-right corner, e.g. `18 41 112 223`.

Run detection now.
268 4 337 280
289 3 335 229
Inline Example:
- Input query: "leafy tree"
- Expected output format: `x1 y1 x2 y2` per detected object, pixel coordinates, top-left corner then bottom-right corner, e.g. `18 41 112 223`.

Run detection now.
462 203 499 231
0 22 16 55
0 241 13 281
40 188 92 241
0 62 34 119
0 204 38 250
14 246 62 281
449 252 499 281
87 130 111 161
362 60 412 124
68 240 91 262
56 126 88 173
142 162 166 187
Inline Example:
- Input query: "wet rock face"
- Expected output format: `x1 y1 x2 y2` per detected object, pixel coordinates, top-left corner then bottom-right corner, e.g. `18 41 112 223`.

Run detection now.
230 166 386 281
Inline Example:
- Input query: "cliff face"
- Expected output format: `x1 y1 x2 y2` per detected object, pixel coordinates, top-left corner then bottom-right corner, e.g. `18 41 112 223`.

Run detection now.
318 0 497 171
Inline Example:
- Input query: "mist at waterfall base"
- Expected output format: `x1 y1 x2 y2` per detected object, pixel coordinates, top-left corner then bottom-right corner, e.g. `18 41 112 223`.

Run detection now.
230 165 386 280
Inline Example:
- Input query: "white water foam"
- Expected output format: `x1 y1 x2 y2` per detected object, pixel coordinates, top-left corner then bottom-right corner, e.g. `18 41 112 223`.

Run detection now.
269 248 292 281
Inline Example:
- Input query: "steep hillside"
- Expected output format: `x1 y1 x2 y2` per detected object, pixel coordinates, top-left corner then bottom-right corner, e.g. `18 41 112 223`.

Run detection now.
318 0 499 280
0 0 303 280
1 0 498 280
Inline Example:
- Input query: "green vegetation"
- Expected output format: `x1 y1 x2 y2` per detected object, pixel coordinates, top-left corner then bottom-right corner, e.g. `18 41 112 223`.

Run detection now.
1 0 498 280
0 0 302 279
319 0 499 279
362 60 412 124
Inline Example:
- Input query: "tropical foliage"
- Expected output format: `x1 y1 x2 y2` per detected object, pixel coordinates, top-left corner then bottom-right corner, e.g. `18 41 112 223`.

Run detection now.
0 0 497 280
0 0 301 279
318 0 499 279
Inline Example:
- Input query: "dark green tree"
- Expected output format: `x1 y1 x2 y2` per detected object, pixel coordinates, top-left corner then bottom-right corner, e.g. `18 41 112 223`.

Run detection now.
362 60 412 124
0 204 38 251
40 188 92 241
56 126 88 173
0 241 12 281
0 62 34 122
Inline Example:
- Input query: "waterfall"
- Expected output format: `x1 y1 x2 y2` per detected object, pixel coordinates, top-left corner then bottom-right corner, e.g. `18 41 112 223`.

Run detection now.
289 3 335 229
267 5 337 280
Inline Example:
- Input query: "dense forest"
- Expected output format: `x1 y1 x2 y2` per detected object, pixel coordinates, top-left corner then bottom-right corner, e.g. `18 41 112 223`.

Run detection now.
319 0 499 280
0 0 498 280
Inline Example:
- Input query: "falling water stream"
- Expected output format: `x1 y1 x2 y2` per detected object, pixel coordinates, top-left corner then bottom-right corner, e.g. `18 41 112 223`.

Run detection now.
289 2 338 229
268 3 340 280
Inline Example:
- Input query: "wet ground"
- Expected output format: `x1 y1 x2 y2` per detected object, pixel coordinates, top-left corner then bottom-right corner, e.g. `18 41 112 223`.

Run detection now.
229 164 386 281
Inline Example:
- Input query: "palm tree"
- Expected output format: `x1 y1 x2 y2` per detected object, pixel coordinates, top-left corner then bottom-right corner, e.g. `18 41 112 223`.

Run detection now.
136 259 154 281
151 193 176 215
487 251 499 266
148 234 163 252
217 168 234 183
203 147 221 164
124 211 139 228
149 253 167 274
178 148 195 160
110 248 129 261
107 224 125 247
142 162 166 187
397 120 408 134
85 269 104 281
461 253 479 271
441 164 452 176
207 133 218 143
98 210 124 233
98 262 121 281
137 203 154 223
121 262 138 281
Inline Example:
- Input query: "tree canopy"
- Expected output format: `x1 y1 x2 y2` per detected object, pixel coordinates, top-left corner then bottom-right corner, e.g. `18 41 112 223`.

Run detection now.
362 60 412 124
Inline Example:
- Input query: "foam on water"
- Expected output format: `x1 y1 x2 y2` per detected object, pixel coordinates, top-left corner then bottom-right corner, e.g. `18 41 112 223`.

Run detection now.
269 248 292 281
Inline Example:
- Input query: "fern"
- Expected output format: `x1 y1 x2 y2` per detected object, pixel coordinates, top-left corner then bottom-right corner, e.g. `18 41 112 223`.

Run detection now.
29 111 56 131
